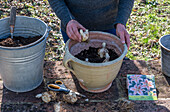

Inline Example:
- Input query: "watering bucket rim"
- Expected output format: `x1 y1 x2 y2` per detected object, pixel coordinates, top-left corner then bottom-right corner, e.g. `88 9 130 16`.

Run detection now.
159 34 170 52
0 16 49 50
65 31 128 67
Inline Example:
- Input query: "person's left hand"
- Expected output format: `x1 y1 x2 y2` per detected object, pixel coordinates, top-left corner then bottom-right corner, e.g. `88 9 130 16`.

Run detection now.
116 23 130 49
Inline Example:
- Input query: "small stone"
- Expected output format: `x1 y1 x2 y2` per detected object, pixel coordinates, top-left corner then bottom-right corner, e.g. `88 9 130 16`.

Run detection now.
63 92 77 104
85 99 89 102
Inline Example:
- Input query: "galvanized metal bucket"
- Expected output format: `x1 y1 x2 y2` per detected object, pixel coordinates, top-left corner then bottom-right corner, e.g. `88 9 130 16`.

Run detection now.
159 35 170 77
0 16 50 92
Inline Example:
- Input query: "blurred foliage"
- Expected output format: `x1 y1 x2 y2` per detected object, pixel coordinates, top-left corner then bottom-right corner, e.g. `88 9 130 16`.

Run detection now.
0 0 64 61
0 0 169 61
126 0 170 60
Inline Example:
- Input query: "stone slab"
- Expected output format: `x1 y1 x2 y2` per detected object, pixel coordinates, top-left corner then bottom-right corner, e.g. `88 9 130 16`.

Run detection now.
66 73 120 101
1 60 170 112
1 103 55 112
148 60 170 98
147 60 162 76
1 100 169 112
119 60 170 99
133 100 170 112
119 60 149 77
1 82 46 104
45 77 120 103
59 101 119 112
44 61 71 79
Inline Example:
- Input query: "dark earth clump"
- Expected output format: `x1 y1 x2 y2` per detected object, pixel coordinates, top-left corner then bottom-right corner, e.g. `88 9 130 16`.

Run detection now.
0 35 42 47
75 47 119 63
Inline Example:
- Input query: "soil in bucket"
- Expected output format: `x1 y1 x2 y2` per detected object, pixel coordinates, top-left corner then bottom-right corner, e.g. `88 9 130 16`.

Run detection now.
74 47 119 63
0 35 42 47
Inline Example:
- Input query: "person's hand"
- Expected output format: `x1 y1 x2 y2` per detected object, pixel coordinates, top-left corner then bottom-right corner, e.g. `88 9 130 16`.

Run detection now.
66 20 86 42
116 23 130 49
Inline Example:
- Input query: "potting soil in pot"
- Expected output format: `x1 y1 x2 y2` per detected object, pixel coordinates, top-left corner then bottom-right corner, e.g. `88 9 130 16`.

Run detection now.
0 35 42 47
74 47 119 63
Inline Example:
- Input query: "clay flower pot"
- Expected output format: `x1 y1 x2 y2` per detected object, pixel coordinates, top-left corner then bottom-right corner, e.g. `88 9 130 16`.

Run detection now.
63 31 127 93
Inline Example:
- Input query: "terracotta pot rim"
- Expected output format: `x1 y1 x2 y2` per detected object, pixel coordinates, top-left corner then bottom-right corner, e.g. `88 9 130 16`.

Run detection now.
65 31 128 67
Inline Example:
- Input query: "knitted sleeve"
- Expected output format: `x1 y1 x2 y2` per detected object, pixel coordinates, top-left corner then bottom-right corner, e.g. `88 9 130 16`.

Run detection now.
114 0 134 27
48 0 75 28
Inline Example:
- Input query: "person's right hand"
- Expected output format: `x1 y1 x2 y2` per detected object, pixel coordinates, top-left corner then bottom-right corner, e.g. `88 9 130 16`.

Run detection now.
116 23 130 49
66 20 86 42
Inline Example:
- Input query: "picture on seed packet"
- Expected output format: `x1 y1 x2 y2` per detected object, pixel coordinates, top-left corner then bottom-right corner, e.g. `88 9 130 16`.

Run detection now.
127 74 157 100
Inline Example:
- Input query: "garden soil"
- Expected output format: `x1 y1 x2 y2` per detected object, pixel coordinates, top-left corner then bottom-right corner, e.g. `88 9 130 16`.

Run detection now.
75 47 119 63
0 36 42 47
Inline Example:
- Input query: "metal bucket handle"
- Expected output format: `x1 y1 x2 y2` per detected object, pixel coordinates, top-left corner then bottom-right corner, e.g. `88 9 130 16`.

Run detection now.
47 26 52 36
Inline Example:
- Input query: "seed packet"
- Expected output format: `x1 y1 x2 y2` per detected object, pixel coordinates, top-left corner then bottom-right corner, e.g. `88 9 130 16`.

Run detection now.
127 74 157 100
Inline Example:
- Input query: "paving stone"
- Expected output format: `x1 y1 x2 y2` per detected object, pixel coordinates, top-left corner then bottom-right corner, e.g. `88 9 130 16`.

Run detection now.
116 76 128 98
44 61 72 79
155 75 170 98
46 103 55 112
119 60 149 77
2 82 45 104
59 101 119 112
62 78 78 92
43 78 78 93
54 102 62 112
148 60 170 98
48 79 120 103
133 100 170 112
1 60 170 112
147 60 162 76
45 70 120 102
148 60 170 85
119 60 170 99
1 103 55 112
66 73 120 101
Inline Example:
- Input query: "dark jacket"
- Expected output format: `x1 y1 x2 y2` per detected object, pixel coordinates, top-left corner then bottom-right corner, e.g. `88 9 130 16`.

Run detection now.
48 0 134 32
